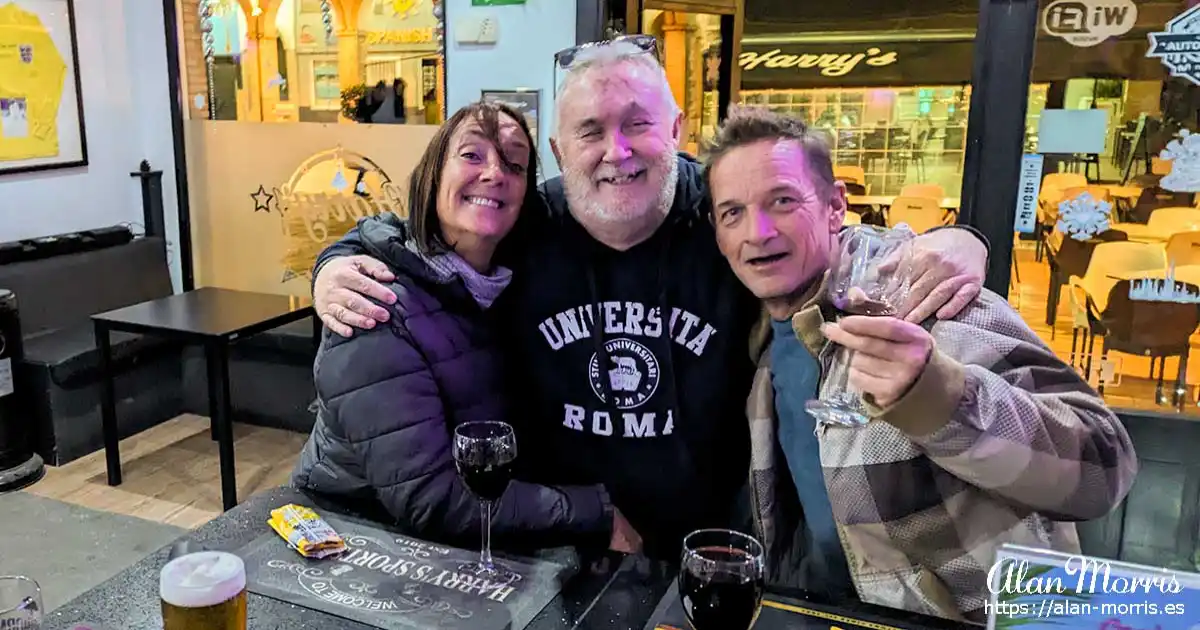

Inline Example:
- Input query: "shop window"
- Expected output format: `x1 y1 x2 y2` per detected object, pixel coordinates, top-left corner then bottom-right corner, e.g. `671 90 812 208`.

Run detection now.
743 86 971 197
643 9 723 154
177 0 445 298
1011 0 1200 434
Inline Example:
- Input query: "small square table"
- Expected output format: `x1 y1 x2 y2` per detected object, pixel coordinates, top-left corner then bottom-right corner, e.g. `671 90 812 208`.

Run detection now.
91 287 318 511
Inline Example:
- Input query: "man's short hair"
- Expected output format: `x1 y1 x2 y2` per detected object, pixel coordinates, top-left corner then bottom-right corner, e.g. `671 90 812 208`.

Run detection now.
553 42 679 136
702 105 836 200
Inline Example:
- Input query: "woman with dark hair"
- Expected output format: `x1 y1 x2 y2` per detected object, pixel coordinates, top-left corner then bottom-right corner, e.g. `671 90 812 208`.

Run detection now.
292 101 615 548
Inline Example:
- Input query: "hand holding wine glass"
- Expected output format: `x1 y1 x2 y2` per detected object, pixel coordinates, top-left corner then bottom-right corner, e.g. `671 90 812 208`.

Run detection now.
453 421 518 582
820 315 934 409
806 224 915 427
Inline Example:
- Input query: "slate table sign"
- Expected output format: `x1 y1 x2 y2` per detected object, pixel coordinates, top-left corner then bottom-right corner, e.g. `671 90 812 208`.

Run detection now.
239 513 572 630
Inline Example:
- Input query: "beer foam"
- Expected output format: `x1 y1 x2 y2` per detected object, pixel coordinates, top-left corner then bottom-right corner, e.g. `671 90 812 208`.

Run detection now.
159 551 247 608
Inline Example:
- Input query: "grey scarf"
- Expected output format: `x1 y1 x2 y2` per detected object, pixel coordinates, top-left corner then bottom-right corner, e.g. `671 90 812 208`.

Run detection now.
405 242 512 309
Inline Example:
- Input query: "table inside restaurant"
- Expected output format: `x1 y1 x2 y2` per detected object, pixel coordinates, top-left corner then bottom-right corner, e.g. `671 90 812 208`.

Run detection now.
44 487 960 630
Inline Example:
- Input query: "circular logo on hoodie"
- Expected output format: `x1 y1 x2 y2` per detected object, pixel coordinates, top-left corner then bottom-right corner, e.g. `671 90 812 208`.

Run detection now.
588 338 660 410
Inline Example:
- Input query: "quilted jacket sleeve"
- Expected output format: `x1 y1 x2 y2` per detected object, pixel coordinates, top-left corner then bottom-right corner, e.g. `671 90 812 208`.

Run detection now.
315 310 614 543
869 290 1137 521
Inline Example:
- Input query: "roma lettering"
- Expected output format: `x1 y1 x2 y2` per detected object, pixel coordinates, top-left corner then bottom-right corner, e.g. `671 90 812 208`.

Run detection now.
562 404 675 438
538 302 717 357
738 47 898 77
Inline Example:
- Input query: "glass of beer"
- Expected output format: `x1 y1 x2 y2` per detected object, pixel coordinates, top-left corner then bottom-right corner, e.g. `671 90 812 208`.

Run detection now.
0 576 42 630
160 551 247 630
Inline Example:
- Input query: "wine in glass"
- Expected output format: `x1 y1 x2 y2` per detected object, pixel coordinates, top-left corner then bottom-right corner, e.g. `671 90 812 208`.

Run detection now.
679 529 765 630
805 224 914 427
453 421 518 582
0 576 41 630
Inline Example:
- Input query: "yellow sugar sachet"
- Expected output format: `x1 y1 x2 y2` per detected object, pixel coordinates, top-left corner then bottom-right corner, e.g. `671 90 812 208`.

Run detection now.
268 504 346 559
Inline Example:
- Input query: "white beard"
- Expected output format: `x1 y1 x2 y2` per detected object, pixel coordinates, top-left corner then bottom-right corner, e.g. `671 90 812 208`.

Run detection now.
563 151 679 227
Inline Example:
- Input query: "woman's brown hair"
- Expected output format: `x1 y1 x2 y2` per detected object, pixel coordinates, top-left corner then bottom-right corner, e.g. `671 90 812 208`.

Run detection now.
408 100 541 255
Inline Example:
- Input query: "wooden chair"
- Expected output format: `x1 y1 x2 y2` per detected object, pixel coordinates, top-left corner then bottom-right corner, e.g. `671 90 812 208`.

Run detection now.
1043 229 1128 336
1147 207 1200 234
1087 279 1200 406
886 196 944 234
898 183 945 200
834 165 866 185
1068 241 1166 316
1166 231 1200 267
1035 173 1089 261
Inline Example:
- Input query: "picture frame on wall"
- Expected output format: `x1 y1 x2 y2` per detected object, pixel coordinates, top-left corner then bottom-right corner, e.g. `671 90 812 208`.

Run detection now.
481 89 540 143
0 0 87 176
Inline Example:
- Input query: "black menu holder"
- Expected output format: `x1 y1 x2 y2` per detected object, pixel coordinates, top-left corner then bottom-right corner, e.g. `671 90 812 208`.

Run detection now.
238 512 575 630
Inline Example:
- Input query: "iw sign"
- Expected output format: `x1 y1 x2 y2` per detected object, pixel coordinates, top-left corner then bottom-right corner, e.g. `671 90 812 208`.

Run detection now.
1042 0 1137 47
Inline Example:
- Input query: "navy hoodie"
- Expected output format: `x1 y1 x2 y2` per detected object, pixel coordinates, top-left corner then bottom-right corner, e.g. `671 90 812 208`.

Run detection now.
315 154 761 559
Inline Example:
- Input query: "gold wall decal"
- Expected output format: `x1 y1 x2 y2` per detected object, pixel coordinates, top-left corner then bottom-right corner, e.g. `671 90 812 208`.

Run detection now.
185 120 438 297
268 147 408 281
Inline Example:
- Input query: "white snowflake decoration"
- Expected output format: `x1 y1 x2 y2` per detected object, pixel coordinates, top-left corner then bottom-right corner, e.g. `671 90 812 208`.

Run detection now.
1056 192 1111 241
1160 128 1200 193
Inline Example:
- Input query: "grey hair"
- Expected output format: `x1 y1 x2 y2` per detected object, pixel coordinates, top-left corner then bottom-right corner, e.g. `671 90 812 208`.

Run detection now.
553 44 680 137
702 105 836 198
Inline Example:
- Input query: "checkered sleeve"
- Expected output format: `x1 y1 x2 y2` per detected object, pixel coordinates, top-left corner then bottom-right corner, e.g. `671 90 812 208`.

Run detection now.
872 290 1138 522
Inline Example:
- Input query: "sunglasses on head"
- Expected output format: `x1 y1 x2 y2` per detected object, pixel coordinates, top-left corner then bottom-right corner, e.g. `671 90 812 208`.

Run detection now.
554 34 660 70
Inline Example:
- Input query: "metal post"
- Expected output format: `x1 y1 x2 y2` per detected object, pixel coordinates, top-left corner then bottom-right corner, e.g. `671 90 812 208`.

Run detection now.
958 0 1040 296
130 160 166 240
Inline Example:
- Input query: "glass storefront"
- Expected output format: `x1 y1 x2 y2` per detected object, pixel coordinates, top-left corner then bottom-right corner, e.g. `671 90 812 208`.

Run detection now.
743 85 972 196
1008 0 1200 425
739 0 1200 575
736 5 980 234
179 0 444 298
642 9 723 154
196 0 442 124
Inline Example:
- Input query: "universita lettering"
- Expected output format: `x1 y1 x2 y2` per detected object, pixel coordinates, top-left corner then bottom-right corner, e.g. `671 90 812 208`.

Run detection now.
537 302 717 356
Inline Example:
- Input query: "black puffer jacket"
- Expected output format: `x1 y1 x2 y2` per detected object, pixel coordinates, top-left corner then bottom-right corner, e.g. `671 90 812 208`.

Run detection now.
292 216 613 546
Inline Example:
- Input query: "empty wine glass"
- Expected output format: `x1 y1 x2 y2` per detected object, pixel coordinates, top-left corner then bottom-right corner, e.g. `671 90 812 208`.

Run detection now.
679 529 765 630
806 224 915 427
453 421 518 582
0 576 42 630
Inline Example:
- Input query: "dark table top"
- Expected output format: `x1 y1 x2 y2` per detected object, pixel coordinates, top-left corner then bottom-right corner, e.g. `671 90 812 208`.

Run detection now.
42 486 676 630
90 287 314 341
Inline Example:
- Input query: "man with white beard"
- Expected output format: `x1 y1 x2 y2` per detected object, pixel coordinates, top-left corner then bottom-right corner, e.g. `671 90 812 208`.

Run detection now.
309 36 991 559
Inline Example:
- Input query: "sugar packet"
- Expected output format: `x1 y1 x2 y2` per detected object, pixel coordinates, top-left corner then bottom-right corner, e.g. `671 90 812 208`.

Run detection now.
268 504 346 559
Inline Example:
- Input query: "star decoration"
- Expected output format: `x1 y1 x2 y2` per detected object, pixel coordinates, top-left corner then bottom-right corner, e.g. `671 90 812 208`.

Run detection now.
251 185 274 213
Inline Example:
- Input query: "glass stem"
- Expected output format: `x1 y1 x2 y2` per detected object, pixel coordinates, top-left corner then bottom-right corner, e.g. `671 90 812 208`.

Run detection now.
480 500 494 570
836 345 860 407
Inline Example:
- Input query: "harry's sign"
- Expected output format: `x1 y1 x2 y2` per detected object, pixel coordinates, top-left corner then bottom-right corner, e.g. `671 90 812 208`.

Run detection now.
736 41 977 89
738 46 899 78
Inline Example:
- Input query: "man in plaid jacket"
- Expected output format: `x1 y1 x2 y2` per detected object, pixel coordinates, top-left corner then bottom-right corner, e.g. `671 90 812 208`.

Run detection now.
706 106 1138 624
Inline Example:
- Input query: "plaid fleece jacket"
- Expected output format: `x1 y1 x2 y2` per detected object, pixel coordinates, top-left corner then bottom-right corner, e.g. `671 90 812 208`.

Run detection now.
746 286 1138 624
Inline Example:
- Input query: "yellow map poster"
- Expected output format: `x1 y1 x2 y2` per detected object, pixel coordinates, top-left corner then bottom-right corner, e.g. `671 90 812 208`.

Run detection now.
0 1 67 161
